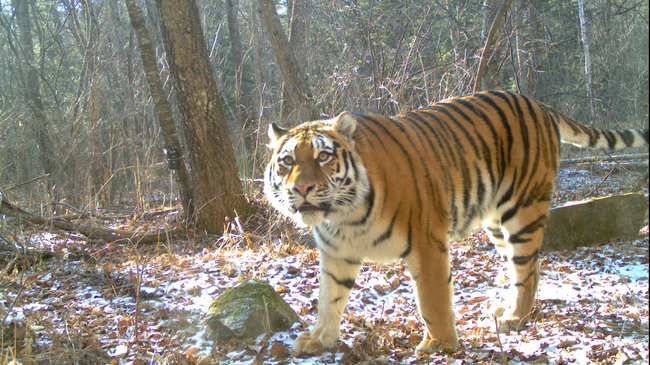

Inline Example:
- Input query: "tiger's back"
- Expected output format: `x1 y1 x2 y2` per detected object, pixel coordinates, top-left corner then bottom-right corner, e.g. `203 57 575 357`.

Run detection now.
355 91 646 239
264 90 648 355
353 92 577 240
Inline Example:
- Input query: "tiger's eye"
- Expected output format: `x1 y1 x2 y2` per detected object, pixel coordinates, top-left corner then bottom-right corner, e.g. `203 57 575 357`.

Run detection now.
317 151 331 163
281 155 294 165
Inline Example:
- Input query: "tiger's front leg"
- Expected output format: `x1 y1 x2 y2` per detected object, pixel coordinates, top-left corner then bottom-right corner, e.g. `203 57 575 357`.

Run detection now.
294 251 361 355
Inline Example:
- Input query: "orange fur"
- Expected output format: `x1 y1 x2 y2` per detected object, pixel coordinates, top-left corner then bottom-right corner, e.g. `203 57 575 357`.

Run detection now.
265 91 648 354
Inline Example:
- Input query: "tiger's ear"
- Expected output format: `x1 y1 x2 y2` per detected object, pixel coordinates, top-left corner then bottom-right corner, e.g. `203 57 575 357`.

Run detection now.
333 112 357 142
268 123 289 146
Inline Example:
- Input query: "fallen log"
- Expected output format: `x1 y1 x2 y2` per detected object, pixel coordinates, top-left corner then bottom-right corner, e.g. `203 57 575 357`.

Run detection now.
560 153 648 166
543 193 648 251
0 199 182 244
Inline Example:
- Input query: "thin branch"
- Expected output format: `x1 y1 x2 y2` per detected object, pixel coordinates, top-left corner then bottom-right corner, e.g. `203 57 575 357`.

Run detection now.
4 173 50 191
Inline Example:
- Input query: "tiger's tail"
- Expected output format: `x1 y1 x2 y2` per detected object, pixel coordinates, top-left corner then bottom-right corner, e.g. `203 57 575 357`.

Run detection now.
558 116 649 150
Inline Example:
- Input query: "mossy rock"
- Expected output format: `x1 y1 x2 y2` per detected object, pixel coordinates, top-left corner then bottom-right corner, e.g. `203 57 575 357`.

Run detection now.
204 279 299 341
543 193 648 251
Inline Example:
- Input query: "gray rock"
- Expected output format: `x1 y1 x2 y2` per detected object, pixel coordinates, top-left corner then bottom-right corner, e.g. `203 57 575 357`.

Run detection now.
204 279 300 341
543 193 648 251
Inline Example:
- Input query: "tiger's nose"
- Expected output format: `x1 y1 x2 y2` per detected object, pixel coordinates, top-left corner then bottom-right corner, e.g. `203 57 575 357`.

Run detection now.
293 183 314 197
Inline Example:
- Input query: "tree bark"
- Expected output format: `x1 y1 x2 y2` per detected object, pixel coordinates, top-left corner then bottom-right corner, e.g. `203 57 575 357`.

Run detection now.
474 0 515 92
255 0 318 123
282 0 309 118
288 0 308 72
79 1 107 208
155 0 247 233
226 0 257 160
577 0 596 118
527 0 542 96
125 0 195 220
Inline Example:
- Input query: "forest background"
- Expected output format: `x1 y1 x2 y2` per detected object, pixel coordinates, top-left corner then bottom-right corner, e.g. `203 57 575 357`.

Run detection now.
0 0 648 364
0 0 647 222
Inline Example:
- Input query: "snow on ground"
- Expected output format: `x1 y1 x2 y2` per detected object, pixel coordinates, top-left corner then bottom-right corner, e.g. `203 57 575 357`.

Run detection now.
1 231 647 364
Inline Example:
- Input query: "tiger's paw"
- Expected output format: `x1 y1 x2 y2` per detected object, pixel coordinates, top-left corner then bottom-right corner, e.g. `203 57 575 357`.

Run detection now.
416 338 458 354
496 316 528 333
293 328 338 356
491 305 529 333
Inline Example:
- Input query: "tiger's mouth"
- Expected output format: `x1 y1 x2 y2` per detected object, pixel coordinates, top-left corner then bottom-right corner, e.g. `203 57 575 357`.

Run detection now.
296 202 323 213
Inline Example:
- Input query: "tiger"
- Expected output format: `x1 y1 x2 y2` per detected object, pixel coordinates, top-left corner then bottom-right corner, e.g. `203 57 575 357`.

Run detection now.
264 90 649 355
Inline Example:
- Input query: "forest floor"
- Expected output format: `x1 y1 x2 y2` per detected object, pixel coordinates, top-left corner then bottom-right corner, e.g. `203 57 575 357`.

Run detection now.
0 159 648 365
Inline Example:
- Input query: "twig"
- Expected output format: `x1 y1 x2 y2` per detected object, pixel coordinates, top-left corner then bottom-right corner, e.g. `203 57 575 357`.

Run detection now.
493 316 506 364
4 174 50 191
111 162 166 175
46 202 91 218
581 166 616 199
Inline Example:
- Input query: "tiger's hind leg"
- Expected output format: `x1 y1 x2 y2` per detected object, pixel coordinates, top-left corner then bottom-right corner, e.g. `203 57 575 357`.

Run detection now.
487 201 548 333
483 217 508 257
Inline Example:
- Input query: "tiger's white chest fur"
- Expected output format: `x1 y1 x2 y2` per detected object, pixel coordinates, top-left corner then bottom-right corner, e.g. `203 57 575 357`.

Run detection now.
311 200 410 264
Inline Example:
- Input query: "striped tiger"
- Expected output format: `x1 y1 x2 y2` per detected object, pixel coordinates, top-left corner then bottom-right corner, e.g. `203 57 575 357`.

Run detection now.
264 90 649 354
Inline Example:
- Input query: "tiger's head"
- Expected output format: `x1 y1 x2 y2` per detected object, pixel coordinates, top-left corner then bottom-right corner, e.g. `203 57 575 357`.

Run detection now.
264 112 370 227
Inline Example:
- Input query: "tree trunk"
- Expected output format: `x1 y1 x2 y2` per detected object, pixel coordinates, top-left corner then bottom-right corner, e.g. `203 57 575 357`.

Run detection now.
512 0 540 96
514 0 528 95
474 0 515 92
12 0 57 194
155 0 248 233
288 0 308 72
282 0 309 119
125 0 195 220
81 1 107 208
577 0 596 118
255 0 318 124
527 0 542 96
226 0 257 162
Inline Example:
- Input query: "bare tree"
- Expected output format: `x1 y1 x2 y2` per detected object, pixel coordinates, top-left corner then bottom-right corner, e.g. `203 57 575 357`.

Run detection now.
255 0 318 123
511 0 542 96
288 0 308 72
0 0 646 211
78 1 106 208
577 0 596 118
155 0 247 233
10 0 58 193
282 0 310 118
125 0 195 220
474 0 515 92
226 0 257 160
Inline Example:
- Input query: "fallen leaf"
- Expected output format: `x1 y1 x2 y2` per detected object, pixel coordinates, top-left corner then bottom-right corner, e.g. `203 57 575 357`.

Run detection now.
468 295 489 304
270 342 289 358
